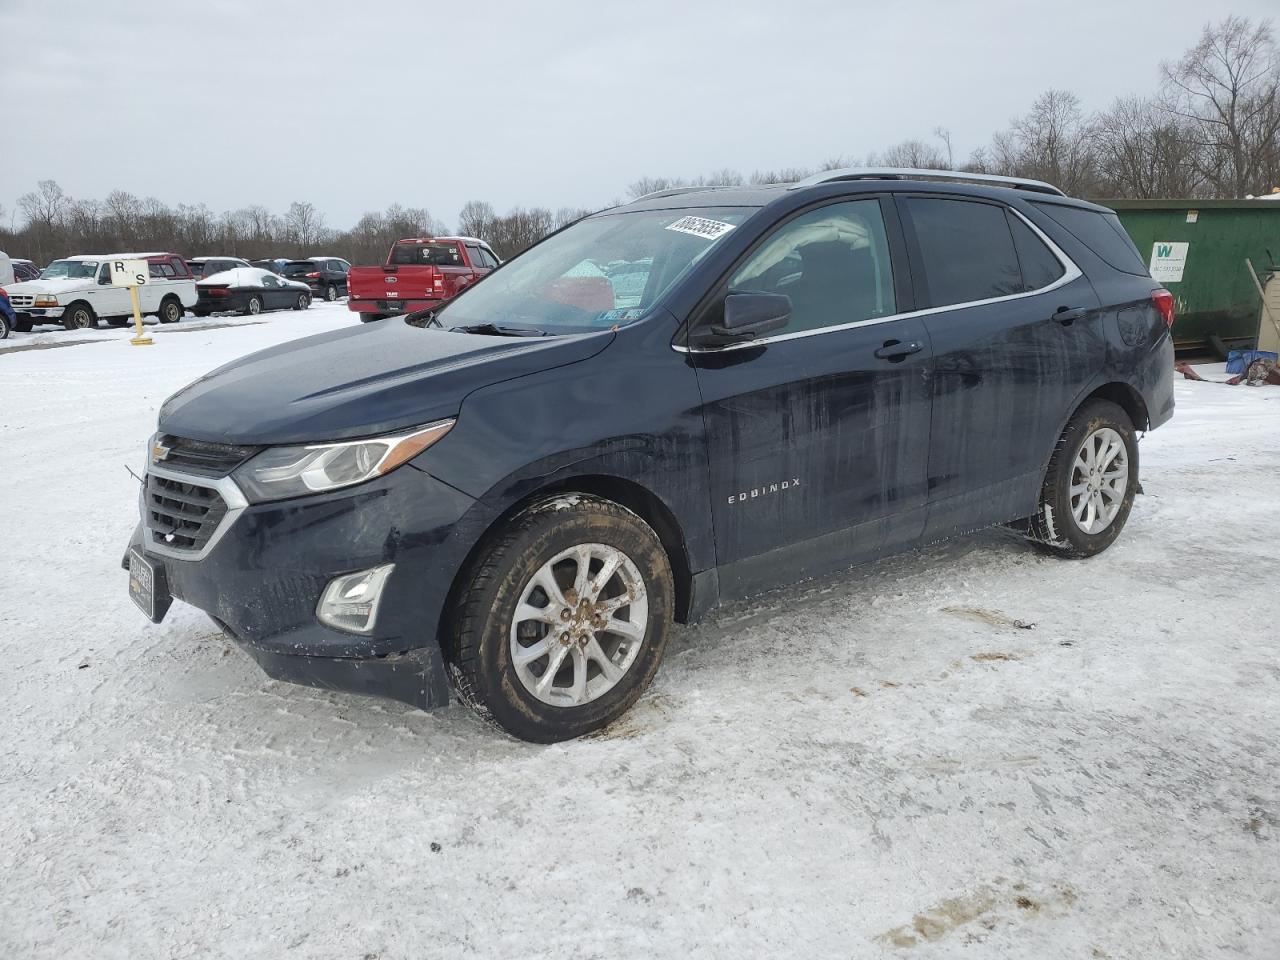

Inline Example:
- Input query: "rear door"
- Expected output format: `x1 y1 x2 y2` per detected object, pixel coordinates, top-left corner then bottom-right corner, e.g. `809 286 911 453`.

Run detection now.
688 197 933 596
897 194 1102 538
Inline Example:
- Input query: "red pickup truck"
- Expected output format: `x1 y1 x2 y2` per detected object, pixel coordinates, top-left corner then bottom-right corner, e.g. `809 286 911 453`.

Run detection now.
347 237 501 322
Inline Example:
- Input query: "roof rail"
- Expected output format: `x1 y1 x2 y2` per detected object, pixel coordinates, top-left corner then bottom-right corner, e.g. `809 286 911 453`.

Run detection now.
634 185 735 202
788 167 1066 197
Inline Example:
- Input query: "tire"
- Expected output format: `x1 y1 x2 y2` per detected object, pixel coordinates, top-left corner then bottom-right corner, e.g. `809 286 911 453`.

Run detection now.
1024 399 1138 558
324 284 338 302
105 317 130 328
15 317 32 333
447 495 674 743
292 293 310 311
243 296 262 317
360 314 384 323
0 315 9 339
62 303 97 330
158 297 183 324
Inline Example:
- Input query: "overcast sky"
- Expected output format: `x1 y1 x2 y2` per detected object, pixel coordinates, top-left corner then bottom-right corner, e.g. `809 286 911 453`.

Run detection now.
1 0 1275 231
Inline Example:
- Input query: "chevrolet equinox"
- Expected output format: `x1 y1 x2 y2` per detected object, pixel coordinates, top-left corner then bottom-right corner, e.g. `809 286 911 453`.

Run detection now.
125 169 1175 742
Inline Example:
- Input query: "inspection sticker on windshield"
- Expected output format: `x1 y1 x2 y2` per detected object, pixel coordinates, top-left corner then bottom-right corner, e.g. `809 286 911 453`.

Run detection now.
665 216 736 241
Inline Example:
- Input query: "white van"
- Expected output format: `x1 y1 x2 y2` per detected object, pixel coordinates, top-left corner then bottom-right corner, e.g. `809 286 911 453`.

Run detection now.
5 252 198 331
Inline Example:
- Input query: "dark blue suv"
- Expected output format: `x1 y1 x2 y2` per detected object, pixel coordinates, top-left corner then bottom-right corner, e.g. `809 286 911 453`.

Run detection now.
124 169 1175 742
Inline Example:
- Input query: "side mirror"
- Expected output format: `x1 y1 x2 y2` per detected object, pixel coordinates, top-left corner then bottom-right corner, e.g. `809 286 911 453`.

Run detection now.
694 292 791 347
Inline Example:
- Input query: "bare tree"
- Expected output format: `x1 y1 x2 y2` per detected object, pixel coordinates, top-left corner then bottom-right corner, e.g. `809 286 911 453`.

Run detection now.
1162 16 1280 197
988 89 1098 193
873 138 948 169
1092 96 1204 197
285 201 326 250
457 200 497 240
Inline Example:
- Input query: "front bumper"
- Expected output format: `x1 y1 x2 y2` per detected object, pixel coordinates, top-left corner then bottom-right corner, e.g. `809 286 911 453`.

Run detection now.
349 298 441 316
15 306 65 319
124 463 478 710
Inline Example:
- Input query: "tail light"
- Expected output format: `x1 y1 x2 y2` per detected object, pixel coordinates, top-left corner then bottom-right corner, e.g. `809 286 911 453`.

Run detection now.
432 273 444 297
0 287 6 297
306 272 321 279
206 287 230 299
1151 289 1175 328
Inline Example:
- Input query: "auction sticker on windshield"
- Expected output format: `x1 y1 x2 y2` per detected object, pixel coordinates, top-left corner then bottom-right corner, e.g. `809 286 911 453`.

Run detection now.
666 216 736 241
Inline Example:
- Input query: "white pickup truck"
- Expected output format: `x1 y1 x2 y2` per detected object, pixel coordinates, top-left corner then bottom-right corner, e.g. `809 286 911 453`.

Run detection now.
6 252 198 331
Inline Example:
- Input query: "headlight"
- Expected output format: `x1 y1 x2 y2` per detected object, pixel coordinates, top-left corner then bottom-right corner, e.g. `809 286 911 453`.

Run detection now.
34 295 59 306
232 419 454 503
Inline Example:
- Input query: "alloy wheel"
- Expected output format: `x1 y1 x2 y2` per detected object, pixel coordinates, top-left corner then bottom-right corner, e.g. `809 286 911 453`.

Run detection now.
509 543 648 707
1069 427 1128 534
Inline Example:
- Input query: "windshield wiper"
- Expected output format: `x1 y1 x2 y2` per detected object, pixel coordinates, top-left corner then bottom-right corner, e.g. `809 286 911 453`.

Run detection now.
451 322 547 337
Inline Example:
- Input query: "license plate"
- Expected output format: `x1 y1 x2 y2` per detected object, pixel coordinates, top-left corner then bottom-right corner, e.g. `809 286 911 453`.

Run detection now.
383 301 402 313
128 548 172 623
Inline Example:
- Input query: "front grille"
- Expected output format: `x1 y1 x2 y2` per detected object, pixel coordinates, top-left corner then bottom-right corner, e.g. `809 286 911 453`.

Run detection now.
155 434 259 477
147 475 229 552
10 294 34 308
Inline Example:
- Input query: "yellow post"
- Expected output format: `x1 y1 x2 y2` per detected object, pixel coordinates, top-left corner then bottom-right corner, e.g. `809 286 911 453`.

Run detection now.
128 284 153 346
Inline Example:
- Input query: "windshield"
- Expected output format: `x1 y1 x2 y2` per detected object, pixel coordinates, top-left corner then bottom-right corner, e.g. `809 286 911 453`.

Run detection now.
41 259 99 280
436 207 752 331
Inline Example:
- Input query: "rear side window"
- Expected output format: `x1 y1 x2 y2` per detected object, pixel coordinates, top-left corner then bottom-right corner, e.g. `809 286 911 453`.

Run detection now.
905 198 1023 306
1031 202 1148 276
1007 214 1065 291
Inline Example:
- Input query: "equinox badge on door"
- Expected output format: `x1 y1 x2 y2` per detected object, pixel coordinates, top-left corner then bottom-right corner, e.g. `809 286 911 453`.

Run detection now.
728 478 800 505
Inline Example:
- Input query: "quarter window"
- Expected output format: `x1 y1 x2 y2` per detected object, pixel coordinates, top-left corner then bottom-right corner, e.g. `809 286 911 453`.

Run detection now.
905 197 1024 307
1008 213 1065 291
725 199 896 335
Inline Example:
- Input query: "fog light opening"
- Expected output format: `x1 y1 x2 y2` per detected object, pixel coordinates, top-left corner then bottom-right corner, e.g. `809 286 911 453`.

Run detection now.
317 564 394 635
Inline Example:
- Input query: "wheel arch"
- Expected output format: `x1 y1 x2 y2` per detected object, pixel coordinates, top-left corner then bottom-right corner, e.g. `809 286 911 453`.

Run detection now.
439 473 696 654
1081 381 1149 432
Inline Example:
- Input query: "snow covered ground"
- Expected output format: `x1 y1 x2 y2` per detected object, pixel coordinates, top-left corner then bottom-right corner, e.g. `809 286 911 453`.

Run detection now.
1 305 1278 959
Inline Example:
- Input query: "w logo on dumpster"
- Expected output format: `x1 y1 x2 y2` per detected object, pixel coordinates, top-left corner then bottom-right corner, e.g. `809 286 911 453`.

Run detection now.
1156 244 1175 258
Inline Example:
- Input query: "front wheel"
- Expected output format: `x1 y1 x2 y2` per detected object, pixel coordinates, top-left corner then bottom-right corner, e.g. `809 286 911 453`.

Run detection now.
1024 399 1138 558
62 303 97 330
447 495 674 742
293 293 310 311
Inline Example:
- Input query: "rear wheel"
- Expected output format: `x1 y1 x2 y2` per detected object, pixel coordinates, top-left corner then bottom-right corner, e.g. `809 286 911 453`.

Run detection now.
158 297 183 324
62 303 97 330
243 296 262 317
324 284 338 302
1023 399 1138 558
0 314 9 339
447 495 674 742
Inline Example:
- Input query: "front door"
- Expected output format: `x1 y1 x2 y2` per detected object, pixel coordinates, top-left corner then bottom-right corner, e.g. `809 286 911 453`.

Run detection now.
93 264 132 316
688 197 933 598
896 195 1104 539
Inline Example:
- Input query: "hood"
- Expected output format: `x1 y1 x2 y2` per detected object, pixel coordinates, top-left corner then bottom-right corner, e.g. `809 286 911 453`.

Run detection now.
159 319 614 445
6 277 94 295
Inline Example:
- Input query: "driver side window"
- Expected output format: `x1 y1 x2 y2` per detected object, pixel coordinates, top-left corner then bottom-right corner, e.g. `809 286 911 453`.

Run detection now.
728 199 896 334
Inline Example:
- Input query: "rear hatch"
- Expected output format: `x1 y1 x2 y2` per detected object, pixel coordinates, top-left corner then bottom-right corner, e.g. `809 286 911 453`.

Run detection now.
282 261 322 286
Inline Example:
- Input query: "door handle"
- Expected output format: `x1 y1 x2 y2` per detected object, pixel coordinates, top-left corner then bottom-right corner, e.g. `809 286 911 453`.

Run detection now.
1052 307 1087 326
874 339 923 362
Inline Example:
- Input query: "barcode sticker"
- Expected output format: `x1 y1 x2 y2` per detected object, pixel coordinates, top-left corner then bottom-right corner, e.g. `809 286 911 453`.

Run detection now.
665 216 736 241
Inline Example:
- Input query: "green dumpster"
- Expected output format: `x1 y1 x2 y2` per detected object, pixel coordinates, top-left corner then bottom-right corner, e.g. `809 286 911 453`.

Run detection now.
1107 198 1280 353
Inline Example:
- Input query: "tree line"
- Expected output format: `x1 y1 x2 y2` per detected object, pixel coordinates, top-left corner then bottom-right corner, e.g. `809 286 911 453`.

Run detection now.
2 16 1275 269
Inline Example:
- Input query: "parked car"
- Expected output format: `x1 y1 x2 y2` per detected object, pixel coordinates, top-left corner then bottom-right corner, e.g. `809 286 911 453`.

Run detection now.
0 250 13 285
347 237 499 322
0 287 14 338
251 258 289 275
280 257 350 301
11 259 40 282
193 267 312 316
123 168 1175 742
8 252 197 330
188 256 252 280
